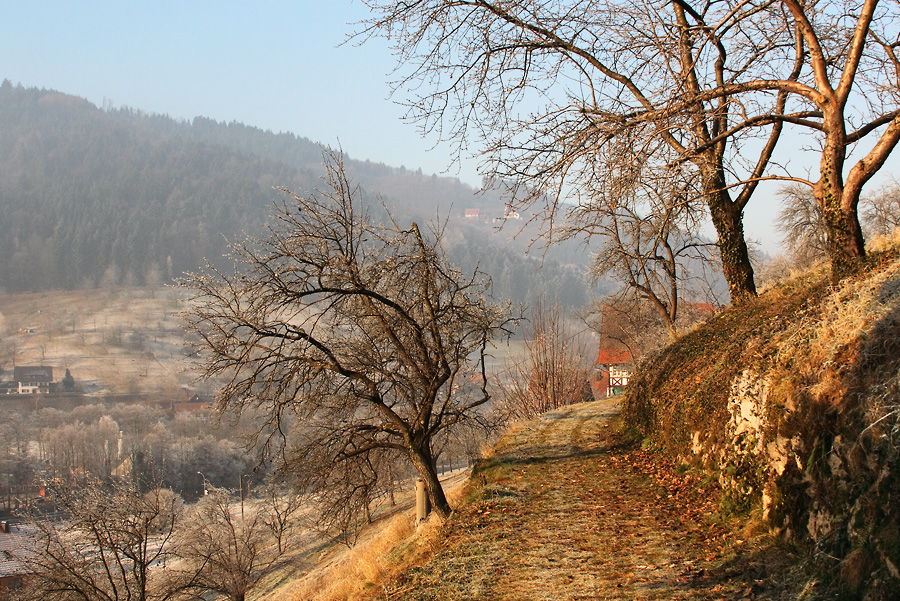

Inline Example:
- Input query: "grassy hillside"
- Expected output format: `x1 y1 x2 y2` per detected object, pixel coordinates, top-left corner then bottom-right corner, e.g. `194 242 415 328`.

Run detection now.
626 231 900 598
281 235 900 601
286 400 814 600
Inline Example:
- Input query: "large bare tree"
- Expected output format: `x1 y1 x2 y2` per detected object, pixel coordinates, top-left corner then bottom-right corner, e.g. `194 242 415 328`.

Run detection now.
568 161 719 340
361 0 900 292
767 0 900 278
183 152 514 520
358 0 809 304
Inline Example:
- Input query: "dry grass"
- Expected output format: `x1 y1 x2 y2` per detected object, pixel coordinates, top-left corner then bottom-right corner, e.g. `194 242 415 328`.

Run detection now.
252 470 470 601
624 237 900 598
865 226 900 253
288 511 417 601
770 253 900 402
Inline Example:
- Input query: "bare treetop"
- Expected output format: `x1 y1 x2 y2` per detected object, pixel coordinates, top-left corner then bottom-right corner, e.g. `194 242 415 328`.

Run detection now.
359 0 900 295
357 0 796 303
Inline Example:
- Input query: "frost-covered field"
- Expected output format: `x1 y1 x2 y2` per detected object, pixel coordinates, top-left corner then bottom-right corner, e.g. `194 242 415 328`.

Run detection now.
0 287 202 398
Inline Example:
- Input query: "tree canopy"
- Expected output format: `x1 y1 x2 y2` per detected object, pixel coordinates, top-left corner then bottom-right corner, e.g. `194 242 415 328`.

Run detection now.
359 0 900 295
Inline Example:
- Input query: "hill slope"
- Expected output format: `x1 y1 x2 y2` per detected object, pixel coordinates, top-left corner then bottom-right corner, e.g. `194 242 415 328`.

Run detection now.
0 287 194 398
0 81 594 308
626 233 900 598
286 240 900 600
295 400 810 600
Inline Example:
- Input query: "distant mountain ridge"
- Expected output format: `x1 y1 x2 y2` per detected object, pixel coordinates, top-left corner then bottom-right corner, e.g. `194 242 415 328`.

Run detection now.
0 81 593 307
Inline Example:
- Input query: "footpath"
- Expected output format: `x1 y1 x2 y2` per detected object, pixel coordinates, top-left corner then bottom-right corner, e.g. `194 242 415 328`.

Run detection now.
379 399 814 600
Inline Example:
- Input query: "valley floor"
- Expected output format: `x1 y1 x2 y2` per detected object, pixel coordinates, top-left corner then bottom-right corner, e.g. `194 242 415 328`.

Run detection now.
378 399 821 600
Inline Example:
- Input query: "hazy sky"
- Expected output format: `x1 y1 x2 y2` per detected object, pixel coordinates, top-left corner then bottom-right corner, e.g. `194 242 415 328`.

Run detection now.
2 1 899 251
0 1 476 182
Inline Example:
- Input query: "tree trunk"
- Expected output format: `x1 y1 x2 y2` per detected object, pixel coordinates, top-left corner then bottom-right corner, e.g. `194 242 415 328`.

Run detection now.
644 293 678 341
388 463 396 507
408 445 451 520
817 129 866 281
818 187 866 281
703 170 757 305
676 4 757 307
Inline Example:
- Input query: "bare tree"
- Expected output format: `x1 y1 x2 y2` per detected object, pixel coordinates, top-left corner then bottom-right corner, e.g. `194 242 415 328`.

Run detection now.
497 300 593 423
755 0 900 279
584 287 718 364
259 480 306 555
569 164 719 340
19 481 183 601
174 486 275 601
358 0 812 304
777 184 829 269
183 151 515 520
862 178 900 237
361 0 900 291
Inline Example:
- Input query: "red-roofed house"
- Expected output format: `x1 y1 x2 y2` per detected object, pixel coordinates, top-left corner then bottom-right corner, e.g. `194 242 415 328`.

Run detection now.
588 298 718 398
681 302 717 323
172 393 212 415
593 348 634 398
0 521 35 596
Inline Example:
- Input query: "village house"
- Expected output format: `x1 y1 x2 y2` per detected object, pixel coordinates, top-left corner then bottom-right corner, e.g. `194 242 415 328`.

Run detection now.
590 300 717 398
172 392 212 415
0 521 34 597
492 203 523 223
11 366 53 395
594 348 635 398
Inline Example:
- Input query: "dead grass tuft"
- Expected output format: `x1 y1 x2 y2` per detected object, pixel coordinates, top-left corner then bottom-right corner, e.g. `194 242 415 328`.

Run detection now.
287 512 417 601
771 254 900 403
865 226 900 253
280 471 470 601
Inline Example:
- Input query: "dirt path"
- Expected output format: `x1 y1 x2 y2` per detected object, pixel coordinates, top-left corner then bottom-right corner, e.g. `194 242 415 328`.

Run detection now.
379 399 809 600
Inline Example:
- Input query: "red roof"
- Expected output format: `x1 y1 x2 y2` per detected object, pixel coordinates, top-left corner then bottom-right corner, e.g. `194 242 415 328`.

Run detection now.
596 349 633 365
683 302 717 318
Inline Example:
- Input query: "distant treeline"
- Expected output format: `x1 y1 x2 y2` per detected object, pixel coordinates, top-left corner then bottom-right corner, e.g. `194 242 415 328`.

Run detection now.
0 81 595 308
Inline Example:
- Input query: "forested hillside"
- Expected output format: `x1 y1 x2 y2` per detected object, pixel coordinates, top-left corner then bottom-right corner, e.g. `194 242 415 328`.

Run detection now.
0 81 594 307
